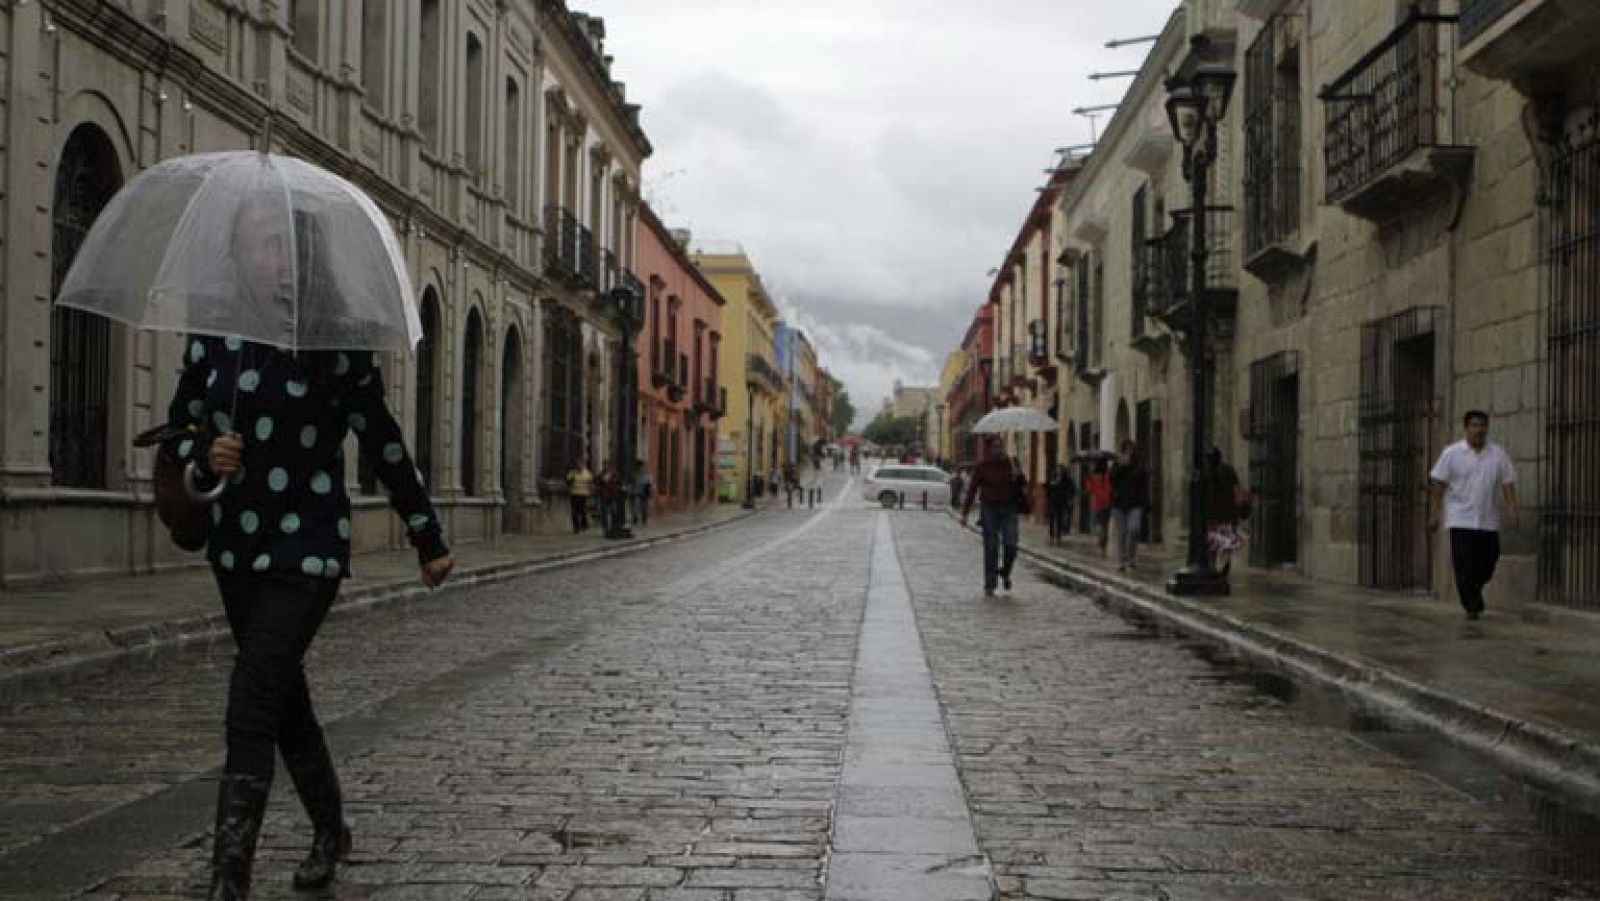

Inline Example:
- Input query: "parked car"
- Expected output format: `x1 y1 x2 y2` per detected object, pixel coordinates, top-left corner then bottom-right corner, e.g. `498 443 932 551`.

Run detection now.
863 464 951 508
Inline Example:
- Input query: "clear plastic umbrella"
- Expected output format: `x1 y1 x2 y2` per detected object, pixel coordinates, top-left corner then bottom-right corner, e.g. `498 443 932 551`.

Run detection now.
55 151 420 354
970 407 1059 434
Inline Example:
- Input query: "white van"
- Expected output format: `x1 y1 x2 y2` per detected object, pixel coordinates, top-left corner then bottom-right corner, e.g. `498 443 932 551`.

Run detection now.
862 465 951 508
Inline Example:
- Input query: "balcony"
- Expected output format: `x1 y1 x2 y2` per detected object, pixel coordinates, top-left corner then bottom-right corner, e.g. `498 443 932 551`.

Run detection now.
601 249 619 292
747 353 784 395
1461 0 1600 87
543 206 580 279
1242 12 1309 280
655 338 677 390
577 224 599 286
1320 12 1473 221
1146 206 1238 336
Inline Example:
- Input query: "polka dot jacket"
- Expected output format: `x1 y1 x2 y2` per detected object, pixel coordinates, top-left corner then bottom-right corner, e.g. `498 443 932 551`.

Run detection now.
167 336 449 579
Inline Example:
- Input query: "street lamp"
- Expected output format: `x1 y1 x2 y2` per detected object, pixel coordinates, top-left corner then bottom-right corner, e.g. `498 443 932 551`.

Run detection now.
606 283 642 540
1164 52 1236 597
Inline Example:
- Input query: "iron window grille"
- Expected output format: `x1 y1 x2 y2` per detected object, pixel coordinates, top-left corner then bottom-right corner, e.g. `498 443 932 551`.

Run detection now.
1130 185 1149 338
1244 14 1303 260
1541 113 1600 610
544 206 581 277
1357 306 1440 591
1247 351 1301 568
1321 11 1461 206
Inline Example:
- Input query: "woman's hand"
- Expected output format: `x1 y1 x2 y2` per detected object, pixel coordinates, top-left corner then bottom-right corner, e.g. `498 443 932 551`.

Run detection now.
208 433 244 478
422 554 455 589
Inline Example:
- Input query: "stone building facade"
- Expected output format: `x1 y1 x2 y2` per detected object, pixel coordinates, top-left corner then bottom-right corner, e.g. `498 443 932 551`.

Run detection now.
3 0 648 584
981 0 1600 612
693 249 782 502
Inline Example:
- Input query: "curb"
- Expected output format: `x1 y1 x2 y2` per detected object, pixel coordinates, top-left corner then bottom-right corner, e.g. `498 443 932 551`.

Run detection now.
0 510 758 690
950 514 1600 817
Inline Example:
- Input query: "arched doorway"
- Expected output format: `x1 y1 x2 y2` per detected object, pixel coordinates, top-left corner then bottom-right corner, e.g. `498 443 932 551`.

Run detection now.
501 326 524 531
416 289 441 487
51 124 122 489
461 308 484 497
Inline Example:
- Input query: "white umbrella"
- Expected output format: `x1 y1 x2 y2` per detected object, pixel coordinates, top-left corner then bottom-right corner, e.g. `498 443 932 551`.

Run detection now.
970 407 1059 434
56 151 420 354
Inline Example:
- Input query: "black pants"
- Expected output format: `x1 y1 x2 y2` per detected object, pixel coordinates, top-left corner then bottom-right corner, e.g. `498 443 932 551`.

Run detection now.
215 571 337 781
1449 528 1501 615
569 494 589 533
1048 500 1073 540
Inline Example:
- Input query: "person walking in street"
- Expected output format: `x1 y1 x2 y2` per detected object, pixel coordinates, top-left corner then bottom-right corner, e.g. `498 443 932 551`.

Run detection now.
1045 463 1076 544
596 463 621 534
168 338 453 899
1205 447 1246 575
960 435 1028 597
1429 410 1518 620
949 466 966 509
1110 440 1149 571
633 460 653 527
565 461 594 534
1085 458 1113 555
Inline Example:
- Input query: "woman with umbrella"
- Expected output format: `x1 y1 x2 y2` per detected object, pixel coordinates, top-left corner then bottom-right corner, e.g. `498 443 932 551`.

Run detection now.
59 153 454 898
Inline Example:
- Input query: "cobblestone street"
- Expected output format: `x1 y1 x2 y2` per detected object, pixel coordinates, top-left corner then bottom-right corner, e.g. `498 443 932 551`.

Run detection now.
0 479 1596 900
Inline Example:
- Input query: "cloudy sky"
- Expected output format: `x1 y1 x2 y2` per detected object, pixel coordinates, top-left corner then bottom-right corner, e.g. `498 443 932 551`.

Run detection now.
582 0 1182 426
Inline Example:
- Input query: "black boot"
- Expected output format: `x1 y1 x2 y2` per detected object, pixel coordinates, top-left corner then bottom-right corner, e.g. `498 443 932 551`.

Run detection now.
208 773 272 901
284 741 351 890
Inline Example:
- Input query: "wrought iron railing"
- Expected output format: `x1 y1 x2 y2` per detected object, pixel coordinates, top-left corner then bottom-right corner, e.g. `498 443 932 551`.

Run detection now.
577 223 598 285
1244 14 1302 259
747 352 783 393
1322 12 1461 205
1541 118 1600 610
543 206 580 277
1148 206 1237 322
1460 0 1522 45
601 248 619 292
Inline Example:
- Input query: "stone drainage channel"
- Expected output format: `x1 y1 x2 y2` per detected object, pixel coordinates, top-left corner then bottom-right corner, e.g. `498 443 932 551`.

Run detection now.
824 512 992 900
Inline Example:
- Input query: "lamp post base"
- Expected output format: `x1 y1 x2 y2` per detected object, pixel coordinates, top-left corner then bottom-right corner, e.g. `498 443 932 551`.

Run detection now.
1166 566 1230 596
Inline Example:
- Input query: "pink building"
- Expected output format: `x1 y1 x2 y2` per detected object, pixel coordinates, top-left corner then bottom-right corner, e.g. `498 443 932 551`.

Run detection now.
636 206 726 512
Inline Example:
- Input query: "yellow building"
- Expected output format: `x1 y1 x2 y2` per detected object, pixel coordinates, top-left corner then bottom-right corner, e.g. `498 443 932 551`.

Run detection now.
692 249 782 501
934 351 966 464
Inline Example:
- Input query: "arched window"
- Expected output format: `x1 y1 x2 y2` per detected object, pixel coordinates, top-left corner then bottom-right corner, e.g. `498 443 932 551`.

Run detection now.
504 78 521 209
288 0 319 60
360 0 387 112
501 326 524 523
465 34 485 173
419 0 442 149
416 289 440 487
51 124 121 489
461 308 484 496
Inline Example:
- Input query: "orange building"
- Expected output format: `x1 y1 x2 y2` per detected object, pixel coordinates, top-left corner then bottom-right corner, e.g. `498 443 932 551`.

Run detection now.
636 206 727 512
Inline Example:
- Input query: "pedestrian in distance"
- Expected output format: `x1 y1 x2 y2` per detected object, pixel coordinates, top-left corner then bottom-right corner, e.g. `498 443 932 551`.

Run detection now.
169 337 454 899
949 466 965 509
633 459 653 527
596 463 621 533
1204 447 1246 575
1110 440 1150 571
565 461 594 533
1428 410 1518 621
1085 459 1113 555
1045 463 1076 544
960 434 1029 597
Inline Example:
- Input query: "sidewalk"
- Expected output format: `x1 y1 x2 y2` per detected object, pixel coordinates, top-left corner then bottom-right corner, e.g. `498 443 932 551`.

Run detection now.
0 502 758 684
984 513 1600 814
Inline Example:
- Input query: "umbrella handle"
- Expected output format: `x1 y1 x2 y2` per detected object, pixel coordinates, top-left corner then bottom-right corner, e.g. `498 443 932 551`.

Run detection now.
184 460 228 504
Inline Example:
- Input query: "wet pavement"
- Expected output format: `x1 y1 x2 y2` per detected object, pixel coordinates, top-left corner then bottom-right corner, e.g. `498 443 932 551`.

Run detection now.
0 478 1595 899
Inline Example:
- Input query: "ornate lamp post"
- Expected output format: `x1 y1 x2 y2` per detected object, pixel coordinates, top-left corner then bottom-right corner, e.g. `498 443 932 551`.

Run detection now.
606 283 642 540
1164 57 1236 596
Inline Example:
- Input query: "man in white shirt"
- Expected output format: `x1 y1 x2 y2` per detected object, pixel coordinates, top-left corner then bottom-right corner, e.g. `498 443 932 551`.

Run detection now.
1428 410 1519 620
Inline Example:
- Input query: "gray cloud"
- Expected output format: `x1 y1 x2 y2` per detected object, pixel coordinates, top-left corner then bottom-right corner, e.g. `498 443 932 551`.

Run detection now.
582 0 1181 427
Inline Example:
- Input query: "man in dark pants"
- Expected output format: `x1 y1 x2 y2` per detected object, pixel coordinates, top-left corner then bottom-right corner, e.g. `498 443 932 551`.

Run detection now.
960 435 1027 597
1428 410 1518 620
